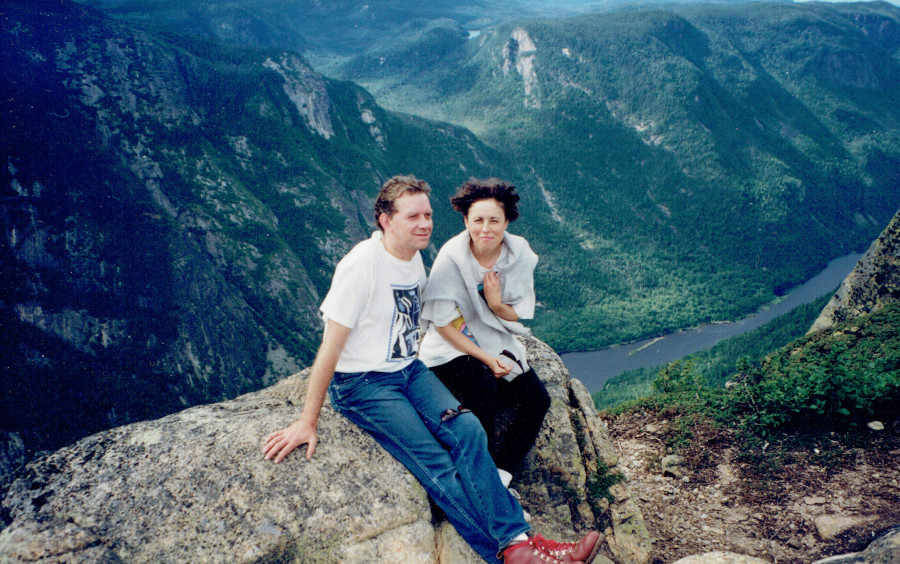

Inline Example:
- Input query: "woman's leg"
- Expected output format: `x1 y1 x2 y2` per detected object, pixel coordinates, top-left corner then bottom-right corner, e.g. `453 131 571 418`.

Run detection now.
494 369 551 472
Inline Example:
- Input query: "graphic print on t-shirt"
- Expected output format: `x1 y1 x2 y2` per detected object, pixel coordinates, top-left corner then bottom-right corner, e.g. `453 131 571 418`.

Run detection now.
389 284 421 361
451 311 479 346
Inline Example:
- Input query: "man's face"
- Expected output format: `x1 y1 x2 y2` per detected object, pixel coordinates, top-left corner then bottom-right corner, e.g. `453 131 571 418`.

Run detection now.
380 192 433 260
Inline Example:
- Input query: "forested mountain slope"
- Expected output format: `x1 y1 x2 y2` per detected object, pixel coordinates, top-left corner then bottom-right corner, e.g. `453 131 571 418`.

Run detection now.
83 0 900 351
339 1 900 349
0 0 511 458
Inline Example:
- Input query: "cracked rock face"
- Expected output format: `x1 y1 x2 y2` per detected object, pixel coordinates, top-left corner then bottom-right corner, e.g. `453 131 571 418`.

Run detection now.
263 53 335 139
810 208 900 333
0 336 651 564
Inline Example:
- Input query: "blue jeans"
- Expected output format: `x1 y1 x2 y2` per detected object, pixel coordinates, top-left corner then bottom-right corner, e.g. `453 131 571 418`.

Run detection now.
328 360 530 563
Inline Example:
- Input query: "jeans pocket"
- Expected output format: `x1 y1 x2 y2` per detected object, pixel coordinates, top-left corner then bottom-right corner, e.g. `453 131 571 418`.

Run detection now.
328 371 371 410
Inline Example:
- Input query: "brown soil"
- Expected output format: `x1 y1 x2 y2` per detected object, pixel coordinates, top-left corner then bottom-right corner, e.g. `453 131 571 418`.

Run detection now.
604 410 900 563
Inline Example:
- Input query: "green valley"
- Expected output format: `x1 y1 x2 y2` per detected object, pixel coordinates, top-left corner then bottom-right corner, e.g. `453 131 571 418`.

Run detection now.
86 0 900 351
331 2 900 351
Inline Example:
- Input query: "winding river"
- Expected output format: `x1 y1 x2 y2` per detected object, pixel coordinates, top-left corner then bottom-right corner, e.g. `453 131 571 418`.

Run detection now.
561 253 864 394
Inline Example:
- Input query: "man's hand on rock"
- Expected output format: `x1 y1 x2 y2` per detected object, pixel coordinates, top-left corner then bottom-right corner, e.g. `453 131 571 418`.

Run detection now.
263 418 317 463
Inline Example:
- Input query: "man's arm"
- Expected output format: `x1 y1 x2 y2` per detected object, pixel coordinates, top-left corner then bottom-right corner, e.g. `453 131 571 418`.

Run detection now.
263 319 351 463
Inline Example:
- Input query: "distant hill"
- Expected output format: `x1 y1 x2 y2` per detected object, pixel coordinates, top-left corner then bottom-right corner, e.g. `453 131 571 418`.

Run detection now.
76 0 509 55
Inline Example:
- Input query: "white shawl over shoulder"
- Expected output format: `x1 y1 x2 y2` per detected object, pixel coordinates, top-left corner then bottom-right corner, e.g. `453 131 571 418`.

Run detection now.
421 230 538 363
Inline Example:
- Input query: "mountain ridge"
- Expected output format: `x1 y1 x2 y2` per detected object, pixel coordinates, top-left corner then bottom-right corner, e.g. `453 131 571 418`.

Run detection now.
71 0 900 352
1 0 511 460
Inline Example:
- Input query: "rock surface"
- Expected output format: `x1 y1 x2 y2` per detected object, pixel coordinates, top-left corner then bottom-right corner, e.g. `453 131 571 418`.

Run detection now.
672 552 769 564
810 209 900 333
811 526 900 563
0 336 651 564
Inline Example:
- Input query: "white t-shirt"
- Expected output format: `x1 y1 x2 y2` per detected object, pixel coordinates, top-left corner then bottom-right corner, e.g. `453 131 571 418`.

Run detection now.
320 231 427 374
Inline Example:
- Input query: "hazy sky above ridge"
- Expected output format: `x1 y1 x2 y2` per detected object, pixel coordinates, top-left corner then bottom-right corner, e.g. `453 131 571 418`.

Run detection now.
795 0 900 5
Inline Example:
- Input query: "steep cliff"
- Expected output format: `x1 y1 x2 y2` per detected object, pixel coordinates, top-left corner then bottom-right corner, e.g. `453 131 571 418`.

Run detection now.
0 336 652 564
810 207 900 333
0 0 506 462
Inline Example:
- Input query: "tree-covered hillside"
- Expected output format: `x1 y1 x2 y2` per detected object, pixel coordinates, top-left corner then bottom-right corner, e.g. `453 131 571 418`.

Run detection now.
593 292 835 410
81 1 900 352
337 2 900 350
618 300 900 435
0 0 512 456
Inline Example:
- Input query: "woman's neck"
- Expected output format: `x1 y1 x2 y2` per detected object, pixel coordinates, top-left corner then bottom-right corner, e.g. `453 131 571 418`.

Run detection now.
470 239 502 268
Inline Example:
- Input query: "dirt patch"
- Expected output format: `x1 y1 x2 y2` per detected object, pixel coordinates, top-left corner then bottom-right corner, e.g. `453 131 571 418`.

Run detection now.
605 411 900 563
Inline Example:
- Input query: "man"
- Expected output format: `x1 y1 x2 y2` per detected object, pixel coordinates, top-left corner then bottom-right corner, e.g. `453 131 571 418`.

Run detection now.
263 175 600 564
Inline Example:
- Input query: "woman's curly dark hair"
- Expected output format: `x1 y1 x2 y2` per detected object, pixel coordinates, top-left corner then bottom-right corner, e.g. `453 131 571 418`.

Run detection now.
450 178 520 222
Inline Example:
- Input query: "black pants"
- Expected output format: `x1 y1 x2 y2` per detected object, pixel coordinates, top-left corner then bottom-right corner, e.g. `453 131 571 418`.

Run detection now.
431 354 551 473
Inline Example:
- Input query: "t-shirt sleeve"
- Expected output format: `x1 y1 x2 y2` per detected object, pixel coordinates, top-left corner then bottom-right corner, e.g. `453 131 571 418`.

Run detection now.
511 284 536 320
422 298 460 327
320 254 371 329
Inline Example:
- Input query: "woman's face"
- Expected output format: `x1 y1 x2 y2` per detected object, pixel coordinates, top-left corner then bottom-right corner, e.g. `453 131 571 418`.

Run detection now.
464 198 509 256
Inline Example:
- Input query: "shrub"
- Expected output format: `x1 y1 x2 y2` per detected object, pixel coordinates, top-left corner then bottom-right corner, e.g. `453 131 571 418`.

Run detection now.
729 303 900 437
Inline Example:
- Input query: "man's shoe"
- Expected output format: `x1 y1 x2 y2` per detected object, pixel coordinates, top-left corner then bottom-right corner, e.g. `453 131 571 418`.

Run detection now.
501 538 581 563
528 531 602 563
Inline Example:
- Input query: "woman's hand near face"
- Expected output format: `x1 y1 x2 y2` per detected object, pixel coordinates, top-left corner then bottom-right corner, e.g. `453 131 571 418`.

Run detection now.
482 271 502 307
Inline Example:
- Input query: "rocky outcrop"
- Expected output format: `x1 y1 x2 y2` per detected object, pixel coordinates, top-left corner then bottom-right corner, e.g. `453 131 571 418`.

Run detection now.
801 211 900 564
0 435 24 489
810 208 900 333
673 553 768 564
0 336 651 564
501 27 541 108
263 53 335 139
811 526 900 563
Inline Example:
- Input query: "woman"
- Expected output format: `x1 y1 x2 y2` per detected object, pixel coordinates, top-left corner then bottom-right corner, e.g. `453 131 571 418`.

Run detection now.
419 178 551 488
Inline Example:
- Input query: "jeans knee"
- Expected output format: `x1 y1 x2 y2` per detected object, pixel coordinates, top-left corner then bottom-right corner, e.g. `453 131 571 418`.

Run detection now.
444 411 488 444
